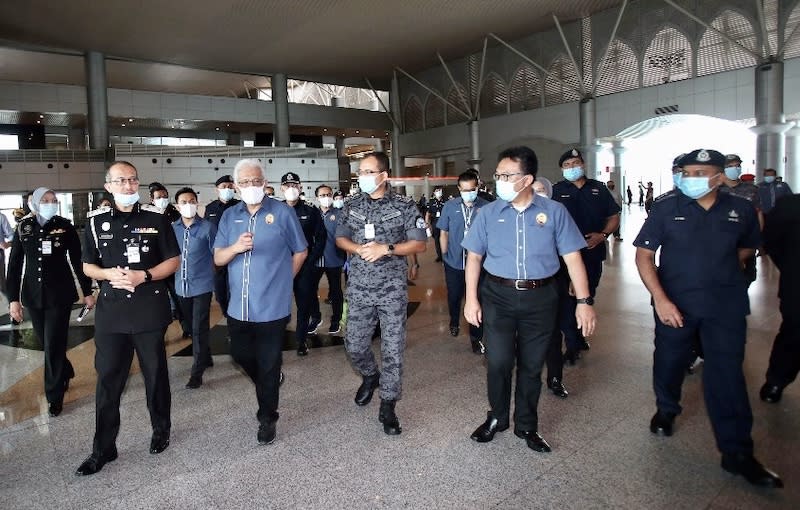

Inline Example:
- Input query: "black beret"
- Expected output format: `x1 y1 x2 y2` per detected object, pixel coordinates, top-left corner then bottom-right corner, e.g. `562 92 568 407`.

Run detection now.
215 174 234 186
677 149 725 168
281 172 301 184
559 148 583 167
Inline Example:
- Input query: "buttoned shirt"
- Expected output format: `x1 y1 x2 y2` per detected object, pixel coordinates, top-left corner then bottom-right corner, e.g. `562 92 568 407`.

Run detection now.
462 195 586 280
438 196 489 270
426 198 445 224
7 215 92 308
552 178 621 263
763 194 800 302
336 191 426 303
758 181 793 213
83 204 180 333
204 198 241 227
318 208 346 268
213 198 307 322
290 200 326 269
633 192 760 318
172 215 217 298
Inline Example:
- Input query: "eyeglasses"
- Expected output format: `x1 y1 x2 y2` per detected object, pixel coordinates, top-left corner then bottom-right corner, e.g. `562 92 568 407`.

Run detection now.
107 177 140 186
493 172 523 182
237 179 265 187
358 169 383 176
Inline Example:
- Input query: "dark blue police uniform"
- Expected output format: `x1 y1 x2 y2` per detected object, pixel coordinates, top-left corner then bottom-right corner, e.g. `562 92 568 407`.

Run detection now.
204 196 241 317
289 200 326 352
309 207 346 334
426 197 445 260
634 191 760 455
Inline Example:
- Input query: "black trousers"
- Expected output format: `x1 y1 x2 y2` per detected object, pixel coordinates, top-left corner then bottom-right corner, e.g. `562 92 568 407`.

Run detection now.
293 266 317 344
309 266 344 327
228 316 288 425
93 328 171 456
27 304 74 404
765 298 800 389
176 292 213 378
443 263 482 339
653 312 753 455
561 257 603 352
214 267 230 318
545 273 571 381
481 277 558 432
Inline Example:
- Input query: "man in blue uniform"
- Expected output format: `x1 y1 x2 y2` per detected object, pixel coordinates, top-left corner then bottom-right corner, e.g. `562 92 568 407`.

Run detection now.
552 148 620 362
76 161 180 475
172 187 217 389
464 146 595 453
204 175 240 319
281 172 326 355
425 188 445 262
214 159 307 445
438 170 489 353
760 193 800 404
309 184 345 335
758 168 792 214
336 152 427 435
634 149 782 488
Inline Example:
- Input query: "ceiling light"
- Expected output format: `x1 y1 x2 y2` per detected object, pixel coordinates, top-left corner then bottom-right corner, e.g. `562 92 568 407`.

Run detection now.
128 118 134 122
36 120 41 124
215 127 220 131
39 114 44 119
355 130 360 134
121 123 126 127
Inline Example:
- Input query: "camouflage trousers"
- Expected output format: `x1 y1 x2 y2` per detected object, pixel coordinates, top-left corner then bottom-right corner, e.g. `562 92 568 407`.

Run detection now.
345 298 407 401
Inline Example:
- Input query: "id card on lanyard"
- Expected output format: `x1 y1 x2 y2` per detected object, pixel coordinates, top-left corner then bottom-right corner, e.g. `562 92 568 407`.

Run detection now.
461 203 474 268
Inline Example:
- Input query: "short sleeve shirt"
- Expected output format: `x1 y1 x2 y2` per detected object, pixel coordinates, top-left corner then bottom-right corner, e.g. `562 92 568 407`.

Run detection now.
172 216 217 298
633 192 760 318
438 196 489 270
462 195 586 280
213 199 307 322
552 178 621 262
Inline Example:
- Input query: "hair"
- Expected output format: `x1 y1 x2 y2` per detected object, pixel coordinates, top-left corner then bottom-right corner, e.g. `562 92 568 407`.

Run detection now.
148 181 168 198
174 187 198 202
233 158 265 183
764 168 777 175
315 184 332 196
498 146 538 177
363 151 390 173
105 160 137 182
458 171 479 186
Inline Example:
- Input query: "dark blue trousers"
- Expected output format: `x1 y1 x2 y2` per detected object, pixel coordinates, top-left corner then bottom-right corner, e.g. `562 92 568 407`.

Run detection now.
653 312 754 455
561 257 603 352
443 262 482 340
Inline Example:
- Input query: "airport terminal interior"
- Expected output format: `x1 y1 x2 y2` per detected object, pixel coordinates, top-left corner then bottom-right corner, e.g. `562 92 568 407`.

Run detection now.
2 0 800 508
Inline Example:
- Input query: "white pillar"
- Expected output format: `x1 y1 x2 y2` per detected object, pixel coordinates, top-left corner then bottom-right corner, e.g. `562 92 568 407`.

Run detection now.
467 121 481 170
785 122 800 187
753 61 790 179
579 97 598 177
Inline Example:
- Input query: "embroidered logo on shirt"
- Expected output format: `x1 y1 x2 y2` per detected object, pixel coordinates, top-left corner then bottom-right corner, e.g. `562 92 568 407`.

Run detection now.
49 228 66 234
266 214 275 224
728 209 739 218
673 216 686 221
536 213 548 225
22 224 32 234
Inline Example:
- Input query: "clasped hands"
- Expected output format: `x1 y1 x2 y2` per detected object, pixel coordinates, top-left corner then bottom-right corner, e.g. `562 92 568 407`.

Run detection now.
106 266 146 293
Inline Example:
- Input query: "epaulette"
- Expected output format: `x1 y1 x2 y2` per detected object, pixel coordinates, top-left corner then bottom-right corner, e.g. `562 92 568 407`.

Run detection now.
87 206 111 218
395 193 414 203
141 204 164 214
654 189 679 203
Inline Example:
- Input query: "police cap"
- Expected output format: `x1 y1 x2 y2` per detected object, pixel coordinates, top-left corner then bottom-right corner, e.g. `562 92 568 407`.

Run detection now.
281 172 301 184
725 154 742 165
677 149 725 168
559 148 583 167
215 174 234 186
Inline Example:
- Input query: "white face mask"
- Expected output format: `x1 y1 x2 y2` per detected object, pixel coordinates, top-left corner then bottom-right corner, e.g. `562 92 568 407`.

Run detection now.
38 203 59 221
239 186 265 205
114 192 140 207
434 190 443 199
179 203 198 218
333 199 344 209
358 174 383 195
319 196 333 208
284 187 300 202
219 188 235 202
154 198 170 209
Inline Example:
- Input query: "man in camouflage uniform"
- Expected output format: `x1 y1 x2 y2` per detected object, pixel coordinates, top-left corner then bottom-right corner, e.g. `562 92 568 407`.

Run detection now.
335 152 427 435
720 154 763 286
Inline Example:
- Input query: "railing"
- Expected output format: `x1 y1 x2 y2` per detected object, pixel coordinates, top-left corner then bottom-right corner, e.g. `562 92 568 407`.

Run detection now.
114 145 338 159
0 150 107 162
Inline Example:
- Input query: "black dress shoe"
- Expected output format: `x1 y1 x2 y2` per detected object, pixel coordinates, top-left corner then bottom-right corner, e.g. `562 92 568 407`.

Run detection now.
649 410 675 436
759 383 783 403
258 421 276 445
721 453 783 488
378 399 402 435
449 326 459 337
354 372 380 406
579 339 591 351
470 412 509 443
514 430 552 452
186 375 202 389
563 349 580 366
547 377 569 398
149 432 170 454
434 257 442 262
48 401 63 417
471 339 485 355
75 449 118 476
297 341 309 356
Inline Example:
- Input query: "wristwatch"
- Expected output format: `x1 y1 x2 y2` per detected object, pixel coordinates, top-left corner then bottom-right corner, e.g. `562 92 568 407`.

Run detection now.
576 296 594 305
387 244 395 256
601 232 610 239
143 269 153 283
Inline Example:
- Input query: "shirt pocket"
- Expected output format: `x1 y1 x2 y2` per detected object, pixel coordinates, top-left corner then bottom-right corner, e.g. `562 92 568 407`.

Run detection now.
379 210 405 241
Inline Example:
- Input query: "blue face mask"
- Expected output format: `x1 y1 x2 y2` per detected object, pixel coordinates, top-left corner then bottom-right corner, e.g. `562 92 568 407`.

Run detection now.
724 166 741 180
38 203 59 221
563 167 584 182
764 175 776 184
460 190 478 203
672 173 682 188
678 176 714 200
358 174 383 194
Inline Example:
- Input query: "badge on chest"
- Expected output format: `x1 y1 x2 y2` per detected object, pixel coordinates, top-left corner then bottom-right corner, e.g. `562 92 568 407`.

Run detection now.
364 223 375 240
126 239 141 263
42 240 52 255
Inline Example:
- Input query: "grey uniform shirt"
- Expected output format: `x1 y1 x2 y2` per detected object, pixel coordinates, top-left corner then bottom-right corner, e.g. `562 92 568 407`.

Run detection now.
336 190 426 303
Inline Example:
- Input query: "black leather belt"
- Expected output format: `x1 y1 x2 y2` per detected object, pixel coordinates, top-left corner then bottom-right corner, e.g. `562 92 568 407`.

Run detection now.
487 273 553 290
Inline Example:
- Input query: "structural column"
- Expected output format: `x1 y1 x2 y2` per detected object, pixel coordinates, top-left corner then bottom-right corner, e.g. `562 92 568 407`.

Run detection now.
610 139 625 188
273 73 290 147
753 61 789 179
785 121 800 187
579 97 601 177
467 121 481 171
84 51 109 150
390 74 405 176
335 136 351 192
433 157 446 177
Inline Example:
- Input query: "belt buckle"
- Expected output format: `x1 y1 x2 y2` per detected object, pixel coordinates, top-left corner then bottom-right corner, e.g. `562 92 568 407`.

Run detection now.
514 279 526 290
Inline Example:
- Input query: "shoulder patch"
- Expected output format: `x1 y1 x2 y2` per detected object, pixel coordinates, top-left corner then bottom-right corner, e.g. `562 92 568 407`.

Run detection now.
87 206 111 218
141 204 164 214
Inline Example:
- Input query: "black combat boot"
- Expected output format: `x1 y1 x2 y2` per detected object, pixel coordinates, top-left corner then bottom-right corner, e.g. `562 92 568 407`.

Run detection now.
354 371 381 406
378 399 402 435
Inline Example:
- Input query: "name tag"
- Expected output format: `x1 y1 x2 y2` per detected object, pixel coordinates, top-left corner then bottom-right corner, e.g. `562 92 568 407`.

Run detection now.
436 211 441 218
365 223 375 240
126 242 141 263
42 240 52 255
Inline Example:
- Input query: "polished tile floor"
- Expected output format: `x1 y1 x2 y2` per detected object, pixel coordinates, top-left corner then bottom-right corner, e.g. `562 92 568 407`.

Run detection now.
1 205 798 509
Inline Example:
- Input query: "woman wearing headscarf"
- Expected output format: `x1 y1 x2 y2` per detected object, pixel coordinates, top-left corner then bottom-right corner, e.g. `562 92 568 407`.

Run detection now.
6 187 95 416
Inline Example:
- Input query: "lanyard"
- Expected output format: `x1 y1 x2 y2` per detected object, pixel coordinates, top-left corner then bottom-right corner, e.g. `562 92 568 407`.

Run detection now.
460 203 474 268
